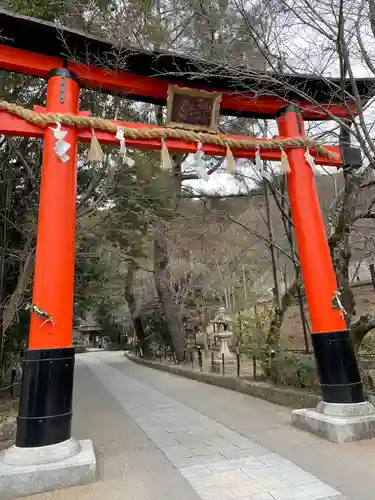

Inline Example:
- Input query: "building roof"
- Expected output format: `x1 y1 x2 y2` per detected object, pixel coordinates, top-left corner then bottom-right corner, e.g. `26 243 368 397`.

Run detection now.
1 9 375 119
78 325 103 332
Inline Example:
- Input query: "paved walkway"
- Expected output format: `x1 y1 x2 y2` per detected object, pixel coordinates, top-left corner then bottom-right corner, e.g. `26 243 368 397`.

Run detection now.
24 351 375 500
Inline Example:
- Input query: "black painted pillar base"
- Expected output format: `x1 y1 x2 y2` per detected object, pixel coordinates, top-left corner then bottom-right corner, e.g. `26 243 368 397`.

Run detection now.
16 347 75 448
312 330 365 404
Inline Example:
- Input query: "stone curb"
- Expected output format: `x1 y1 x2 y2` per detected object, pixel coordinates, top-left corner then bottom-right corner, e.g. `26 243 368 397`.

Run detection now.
125 353 321 409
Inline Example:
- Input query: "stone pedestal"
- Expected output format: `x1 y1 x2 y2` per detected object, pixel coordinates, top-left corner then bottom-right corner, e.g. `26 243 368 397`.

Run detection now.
218 333 235 361
0 437 97 499
292 401 375 443
211 335 235 374
211 332 235 367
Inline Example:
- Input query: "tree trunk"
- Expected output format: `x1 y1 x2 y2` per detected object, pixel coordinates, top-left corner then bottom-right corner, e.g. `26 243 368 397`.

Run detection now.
266 277 300 350
329 167 361 322
151 118 186 360
124 261 148 356
153 228 185 361
369 0 375 39
2 243 33 334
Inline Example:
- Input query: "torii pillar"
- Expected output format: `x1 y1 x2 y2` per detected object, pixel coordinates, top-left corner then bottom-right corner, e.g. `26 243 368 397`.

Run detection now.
277 105 375 443
0 69 96 499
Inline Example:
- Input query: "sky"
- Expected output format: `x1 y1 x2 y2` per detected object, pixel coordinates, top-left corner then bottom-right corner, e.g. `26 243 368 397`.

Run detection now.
182 1 375 196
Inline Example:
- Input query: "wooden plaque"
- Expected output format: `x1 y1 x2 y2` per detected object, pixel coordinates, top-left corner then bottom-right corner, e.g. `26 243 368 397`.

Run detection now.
166 85 221 132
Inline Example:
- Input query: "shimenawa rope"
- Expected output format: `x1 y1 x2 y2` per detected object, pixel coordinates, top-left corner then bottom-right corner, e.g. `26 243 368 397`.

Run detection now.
0 99 339 162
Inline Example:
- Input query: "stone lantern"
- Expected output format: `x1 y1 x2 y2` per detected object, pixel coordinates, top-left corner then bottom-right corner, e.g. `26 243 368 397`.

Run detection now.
211 307 235 365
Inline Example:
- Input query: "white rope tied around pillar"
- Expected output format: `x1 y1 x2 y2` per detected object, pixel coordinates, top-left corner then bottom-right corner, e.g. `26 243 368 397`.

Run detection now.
25 303 55 328
332 290 347 319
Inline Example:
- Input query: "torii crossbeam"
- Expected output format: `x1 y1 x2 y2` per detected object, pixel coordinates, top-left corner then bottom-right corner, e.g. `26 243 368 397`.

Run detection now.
1 8 375 498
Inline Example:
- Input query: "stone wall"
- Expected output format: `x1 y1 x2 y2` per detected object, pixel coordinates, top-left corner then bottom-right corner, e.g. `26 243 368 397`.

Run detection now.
126 354 321 409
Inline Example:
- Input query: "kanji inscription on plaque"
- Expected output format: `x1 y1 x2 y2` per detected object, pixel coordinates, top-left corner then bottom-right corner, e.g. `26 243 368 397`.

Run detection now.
166 85 221 132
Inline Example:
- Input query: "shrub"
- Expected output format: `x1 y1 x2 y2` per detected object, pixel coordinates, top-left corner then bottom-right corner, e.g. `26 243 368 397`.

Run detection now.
234 307 323 393
268 351 320 392
74 346 87 354
234 305 275 359
359 334 375 355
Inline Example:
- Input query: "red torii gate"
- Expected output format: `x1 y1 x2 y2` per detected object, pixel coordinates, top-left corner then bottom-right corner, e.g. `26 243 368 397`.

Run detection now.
0 9 374 495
